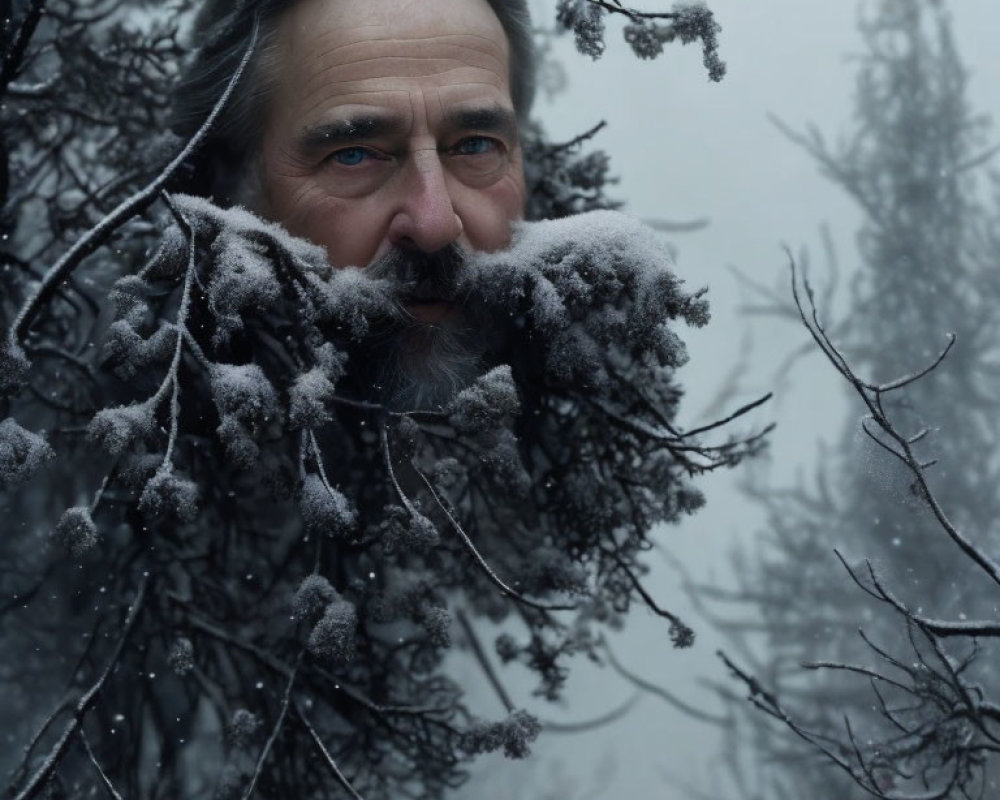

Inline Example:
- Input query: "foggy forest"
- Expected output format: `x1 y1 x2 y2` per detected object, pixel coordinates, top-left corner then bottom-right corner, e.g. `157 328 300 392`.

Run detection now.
2 0 1000 798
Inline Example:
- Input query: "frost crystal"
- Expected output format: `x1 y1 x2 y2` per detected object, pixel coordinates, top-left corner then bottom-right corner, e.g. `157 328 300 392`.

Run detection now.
139 224 188 281
447 366 520 434
461 710 541 759
0 343 30 394
288 367 336 428
119 453 162 489
624 21 664 60
670 1 726 81
215 416 259 468
0 418 54 489
172 194 329 270
210 362 279 467
466 211 708 384
206 232 283 345
307 598 357 664
167 637 195 675
53 506 99 556
480 431 531 497
108 275 152 317
210 363 278 422
556 0 606 59
300 474 356 537
419 604 452 648
430 457 463 490
102 321 176 379
305 267 396 338
139 468 198 522
88 402 155 458
314 341 348 379
292 574 338 621
228 709 261 748
378 505 440 553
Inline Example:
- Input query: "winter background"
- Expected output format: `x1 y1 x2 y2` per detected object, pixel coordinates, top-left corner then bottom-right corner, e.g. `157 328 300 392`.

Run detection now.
5 1 999 797
459 1 1000 797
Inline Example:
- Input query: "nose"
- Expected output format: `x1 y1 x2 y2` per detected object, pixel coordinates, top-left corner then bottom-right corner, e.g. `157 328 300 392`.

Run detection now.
386 149 464 253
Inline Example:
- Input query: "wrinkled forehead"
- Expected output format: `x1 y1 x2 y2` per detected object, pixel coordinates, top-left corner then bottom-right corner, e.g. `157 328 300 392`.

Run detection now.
261 0 517 140
272 0 512 81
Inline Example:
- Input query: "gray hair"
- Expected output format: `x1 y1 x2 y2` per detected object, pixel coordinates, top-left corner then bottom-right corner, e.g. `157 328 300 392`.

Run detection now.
171 0 536 203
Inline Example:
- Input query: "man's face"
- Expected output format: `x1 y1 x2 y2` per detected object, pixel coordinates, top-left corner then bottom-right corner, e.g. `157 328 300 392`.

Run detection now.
256 0 526 325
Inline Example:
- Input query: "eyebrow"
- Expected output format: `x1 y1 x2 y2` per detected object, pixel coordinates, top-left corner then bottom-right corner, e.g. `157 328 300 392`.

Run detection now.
443 105 519 142
294 105 519 157
295 114 407 156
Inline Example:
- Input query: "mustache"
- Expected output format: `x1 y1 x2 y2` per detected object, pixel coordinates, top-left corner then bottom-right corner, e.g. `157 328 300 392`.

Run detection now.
365 244 465 305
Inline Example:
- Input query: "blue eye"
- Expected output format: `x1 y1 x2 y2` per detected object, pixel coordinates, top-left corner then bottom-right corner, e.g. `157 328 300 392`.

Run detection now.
455 136 498 156
331 147 369 166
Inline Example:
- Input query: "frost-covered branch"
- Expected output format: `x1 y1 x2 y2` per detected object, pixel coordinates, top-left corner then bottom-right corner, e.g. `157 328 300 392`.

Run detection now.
718 257 1000 799
790 258 1000 590
1 5 750 787
556 0 726 81
5 16 257 358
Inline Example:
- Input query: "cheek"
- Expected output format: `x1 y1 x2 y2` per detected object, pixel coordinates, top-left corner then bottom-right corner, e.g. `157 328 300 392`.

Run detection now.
457 172 526 252
270 184 387 268
257 144 386 268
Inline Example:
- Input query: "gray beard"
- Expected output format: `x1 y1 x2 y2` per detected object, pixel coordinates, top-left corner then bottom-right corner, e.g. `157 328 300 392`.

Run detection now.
374 315 485 412
359 244 491 412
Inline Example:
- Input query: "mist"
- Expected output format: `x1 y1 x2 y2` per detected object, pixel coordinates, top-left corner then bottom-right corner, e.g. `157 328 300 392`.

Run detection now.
459 2 1000 797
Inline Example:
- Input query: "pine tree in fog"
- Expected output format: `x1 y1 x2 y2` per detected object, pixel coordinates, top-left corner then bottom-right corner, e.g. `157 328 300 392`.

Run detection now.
712 2 1000 797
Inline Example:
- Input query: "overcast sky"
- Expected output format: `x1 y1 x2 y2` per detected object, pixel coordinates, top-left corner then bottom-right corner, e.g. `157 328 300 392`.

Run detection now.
462 2 1000 797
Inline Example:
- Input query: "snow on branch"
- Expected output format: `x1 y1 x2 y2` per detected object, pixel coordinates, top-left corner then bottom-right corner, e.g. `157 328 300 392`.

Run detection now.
720 255 1000 800
556 0 726 81
3 192 764 792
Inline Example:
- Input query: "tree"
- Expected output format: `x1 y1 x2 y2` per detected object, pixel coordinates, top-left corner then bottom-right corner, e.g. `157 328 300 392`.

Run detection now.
0 2 756 798
708 1 1000 796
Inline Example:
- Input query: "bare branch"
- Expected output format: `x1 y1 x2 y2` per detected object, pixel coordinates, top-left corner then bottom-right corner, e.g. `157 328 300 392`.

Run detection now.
11 576 148 800
680 391 772 439
8 17 259 348
295 701 366 800
0 0 46 94
875 334 956 393
791 257 1000 589
456 608 515 713
405 436 577 613
79 729 125 800
603 638 727 725
240 653 302 800
540 693 640 733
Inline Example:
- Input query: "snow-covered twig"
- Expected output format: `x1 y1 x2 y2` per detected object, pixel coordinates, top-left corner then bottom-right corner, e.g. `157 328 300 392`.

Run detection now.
7 17 258 350
789 256 1000 589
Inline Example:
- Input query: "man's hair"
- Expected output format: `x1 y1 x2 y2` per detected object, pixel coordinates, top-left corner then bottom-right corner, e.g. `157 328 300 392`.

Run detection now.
171 0 536 203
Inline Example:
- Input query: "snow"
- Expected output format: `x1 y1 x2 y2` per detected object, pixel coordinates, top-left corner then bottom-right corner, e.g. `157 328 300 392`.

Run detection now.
0 417 54 489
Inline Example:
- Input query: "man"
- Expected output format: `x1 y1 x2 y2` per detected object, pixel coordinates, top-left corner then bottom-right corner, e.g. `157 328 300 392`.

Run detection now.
174 0 536 409
2 1 741 797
